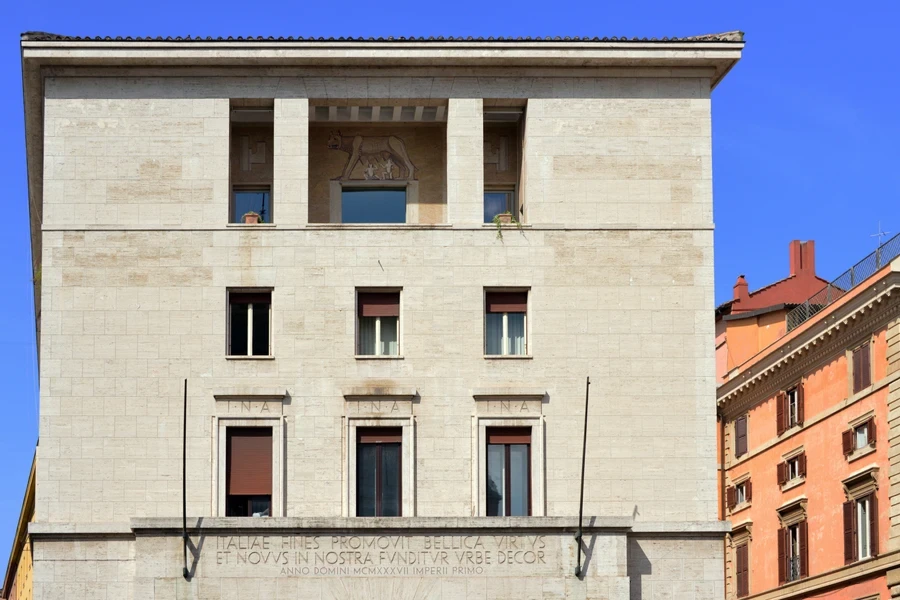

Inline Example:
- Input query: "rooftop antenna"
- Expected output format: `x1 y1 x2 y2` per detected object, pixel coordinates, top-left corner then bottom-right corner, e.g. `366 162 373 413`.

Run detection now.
871 221 891 247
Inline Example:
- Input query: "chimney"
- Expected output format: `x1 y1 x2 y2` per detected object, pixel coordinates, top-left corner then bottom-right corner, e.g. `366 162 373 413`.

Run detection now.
733 275 749 302
789 240 816 277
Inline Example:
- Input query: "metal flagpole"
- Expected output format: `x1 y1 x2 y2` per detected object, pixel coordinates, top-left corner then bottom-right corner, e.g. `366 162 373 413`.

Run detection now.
575 376 590 578
182 378 190 580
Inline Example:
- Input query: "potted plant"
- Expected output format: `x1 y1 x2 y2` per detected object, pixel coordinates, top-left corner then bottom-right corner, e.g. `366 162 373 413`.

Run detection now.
242 211 263 224
492 211 521 240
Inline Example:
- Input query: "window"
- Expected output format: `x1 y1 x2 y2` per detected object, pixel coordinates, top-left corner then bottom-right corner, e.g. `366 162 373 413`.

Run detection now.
484 190 516 224
341 188 407 223
485 291 528 356
356 428 402 517
227 291 271 356
735 543 749 598
844 493 878 563
777 384 804 435
778 520 807 584
734 415 748 458
777 452 806 487
852 342 872 394
483 107 523 223
230 102 274 223
726 479 752 511
357 291 400 356
225 427 272 517
843 416 876 457
486 428 531 516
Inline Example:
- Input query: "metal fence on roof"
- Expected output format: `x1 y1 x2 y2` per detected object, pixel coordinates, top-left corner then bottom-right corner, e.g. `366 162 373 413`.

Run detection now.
786 232 900 332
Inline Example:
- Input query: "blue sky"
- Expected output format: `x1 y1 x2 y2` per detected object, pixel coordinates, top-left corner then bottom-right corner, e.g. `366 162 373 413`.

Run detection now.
1 0 898 571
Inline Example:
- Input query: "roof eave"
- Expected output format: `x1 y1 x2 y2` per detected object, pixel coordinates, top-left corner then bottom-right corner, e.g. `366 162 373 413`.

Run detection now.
2 452 36 599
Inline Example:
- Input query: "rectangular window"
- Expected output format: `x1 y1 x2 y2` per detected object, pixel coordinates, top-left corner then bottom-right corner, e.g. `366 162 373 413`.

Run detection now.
230 103 274 223
844 494 878 563
843 417 876 456
787 387 799 427
852 342 872 393
228 291 271 356
735 482 747 505
342 188 407 223
787 524 801 582
735 543 749 598
777 518 807 584
356 428 402 517
734 416 748 458
226 427 273 517
357 291 400 356
787 456 800 481
485 291 528 356
777 384 804 435
483 107 523 223
486 427 531 516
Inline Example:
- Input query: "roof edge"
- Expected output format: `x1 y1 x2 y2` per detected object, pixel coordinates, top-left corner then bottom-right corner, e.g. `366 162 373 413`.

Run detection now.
2 451 36 599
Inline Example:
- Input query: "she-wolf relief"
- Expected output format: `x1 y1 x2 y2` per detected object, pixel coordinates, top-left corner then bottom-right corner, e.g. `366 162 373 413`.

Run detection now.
327 131 418 181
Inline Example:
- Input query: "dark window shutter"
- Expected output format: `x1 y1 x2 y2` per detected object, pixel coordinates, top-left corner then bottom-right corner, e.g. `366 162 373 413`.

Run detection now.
797 382 805 426
726 486 736 510
844 500 856 564
842 429 854 455
799 520 809 578
798 453 807 478
777 527 787 584
485 291 528 314
868 417 877 445
777 462 787 486
852 346 862 393
486 427 531 444
735 416 748 457
870 494 879 557
860 343 871 389
230 292 271 305
227 427 273 496
745 479 752 502
736 543 749 597
776 391 786 435
358 292 400 317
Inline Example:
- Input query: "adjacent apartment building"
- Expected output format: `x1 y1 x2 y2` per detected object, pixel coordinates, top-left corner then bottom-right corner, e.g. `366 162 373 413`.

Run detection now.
18 31 743 599
718 236 900 599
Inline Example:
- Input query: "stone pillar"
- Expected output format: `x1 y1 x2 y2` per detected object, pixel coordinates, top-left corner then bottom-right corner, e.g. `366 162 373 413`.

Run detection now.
274 98 309 226
446 98 483 225
888 317 900 557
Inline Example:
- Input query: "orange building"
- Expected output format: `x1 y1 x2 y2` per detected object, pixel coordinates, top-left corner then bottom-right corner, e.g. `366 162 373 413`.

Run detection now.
717 236 900 599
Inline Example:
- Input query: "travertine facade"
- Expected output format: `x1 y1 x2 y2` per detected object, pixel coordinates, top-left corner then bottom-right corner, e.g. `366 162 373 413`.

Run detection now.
19 32 743 599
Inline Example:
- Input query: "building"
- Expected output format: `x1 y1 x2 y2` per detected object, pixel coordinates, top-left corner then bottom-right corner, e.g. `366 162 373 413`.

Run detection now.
2 455 36 600
718 235 900 599
19 31 744 599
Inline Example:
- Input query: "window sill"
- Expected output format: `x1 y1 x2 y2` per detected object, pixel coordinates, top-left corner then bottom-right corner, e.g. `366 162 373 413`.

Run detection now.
847 444 876 463
481 223 532 228
225 355 275 361
226 223 277 228
307 223 452 229
781 477 805 492
354 355 404 360
484 355 533 360
730 502 751 516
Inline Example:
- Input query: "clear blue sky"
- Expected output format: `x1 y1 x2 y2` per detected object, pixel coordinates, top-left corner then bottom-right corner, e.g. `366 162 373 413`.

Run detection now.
1 0 898 570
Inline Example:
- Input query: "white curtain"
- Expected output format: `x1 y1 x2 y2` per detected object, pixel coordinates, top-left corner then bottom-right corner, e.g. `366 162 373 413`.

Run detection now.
507 313 526 355
486 313 504 355
380 316 399 356
359 317 376 355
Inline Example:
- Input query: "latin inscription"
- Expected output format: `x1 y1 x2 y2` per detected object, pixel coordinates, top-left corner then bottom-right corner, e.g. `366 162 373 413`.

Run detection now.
207 534 552 578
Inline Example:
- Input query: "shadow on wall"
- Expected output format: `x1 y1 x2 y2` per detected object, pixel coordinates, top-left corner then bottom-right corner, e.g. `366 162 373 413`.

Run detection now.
627 538 651 598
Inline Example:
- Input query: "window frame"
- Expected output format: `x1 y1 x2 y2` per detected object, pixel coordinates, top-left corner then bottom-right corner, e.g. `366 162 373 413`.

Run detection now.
330 181 420 224
355 289 402 358
483 186 518 224
786 523 802 582
215 417 283 517
226 289 273 358
230 185 273 224
345 417 415 517
786 386 799 428
735 482 747 505
355 427 403 517
484 289 530 357
474 416 544 516
485 427 532 517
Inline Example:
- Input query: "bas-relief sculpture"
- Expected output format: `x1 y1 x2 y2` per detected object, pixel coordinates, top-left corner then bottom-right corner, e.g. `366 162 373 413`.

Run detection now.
327 130 418 181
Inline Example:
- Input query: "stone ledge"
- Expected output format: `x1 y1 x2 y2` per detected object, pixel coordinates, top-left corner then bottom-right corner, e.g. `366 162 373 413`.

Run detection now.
30 522 133 537
631 521 731 534
471 387 546 400
213 387 287 401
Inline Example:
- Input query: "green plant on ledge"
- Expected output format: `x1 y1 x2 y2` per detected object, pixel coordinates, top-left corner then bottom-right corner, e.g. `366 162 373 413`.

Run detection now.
492 211 522 240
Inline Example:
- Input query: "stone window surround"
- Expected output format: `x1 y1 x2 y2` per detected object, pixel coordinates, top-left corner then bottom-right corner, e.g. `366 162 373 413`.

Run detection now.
214 416 285 518
729 472 752 515
472 414 545 517
226 287 274 359
847 410 876 462
483 287 532 359
842 464 878 501
780 446 806 492
343 415 416 518
731 520 752 545
777 496 807 528
330 180 420 225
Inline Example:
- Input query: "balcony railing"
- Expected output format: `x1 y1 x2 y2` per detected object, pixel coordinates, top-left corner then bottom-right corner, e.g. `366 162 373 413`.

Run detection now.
786 232 900 332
